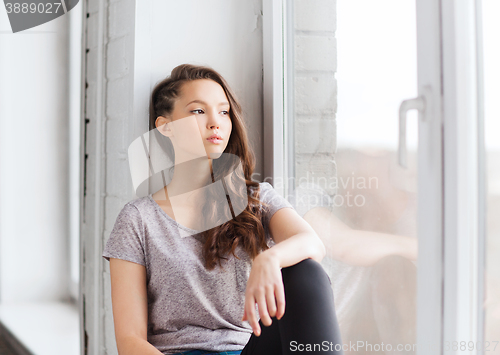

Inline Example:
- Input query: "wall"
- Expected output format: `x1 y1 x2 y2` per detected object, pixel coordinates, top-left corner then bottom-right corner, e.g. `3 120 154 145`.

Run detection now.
291 0 338 196
82 0 264 353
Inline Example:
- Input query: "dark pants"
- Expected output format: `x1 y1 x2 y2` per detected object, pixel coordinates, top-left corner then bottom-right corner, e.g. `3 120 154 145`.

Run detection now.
241 258 344 355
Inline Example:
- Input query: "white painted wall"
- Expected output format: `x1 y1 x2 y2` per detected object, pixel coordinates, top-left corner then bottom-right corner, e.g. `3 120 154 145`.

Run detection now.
134 0 264 174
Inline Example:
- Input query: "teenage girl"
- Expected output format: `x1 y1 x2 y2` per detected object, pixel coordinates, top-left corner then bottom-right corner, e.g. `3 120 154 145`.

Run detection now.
103 64 344 355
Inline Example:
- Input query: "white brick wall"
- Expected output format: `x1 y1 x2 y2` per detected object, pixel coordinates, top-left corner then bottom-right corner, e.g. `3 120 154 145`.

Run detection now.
106 37 130 80
106 76 130 117
292 0 338 196
105 0 136 352
295 117 337 154
295 36 337 72
294 0 337 32
82 0 136 353
294 74 337 114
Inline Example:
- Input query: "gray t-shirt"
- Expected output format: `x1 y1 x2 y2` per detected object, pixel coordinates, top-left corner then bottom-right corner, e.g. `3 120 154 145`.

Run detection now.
102 182 293 354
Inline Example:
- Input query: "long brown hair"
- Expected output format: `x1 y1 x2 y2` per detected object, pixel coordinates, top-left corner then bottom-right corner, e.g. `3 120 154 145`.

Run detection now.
149 64 269 270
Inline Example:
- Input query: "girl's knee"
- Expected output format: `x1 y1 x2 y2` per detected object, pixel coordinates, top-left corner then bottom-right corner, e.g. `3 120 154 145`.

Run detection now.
282 258 332 287
283 257 322 272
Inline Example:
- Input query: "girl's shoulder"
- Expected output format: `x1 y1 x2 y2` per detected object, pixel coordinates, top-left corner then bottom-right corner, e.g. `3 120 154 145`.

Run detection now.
257 181 273 190
124 194 163 212
255 181 284 202
250 181 273 194
253 181 294 215
113 195 160 227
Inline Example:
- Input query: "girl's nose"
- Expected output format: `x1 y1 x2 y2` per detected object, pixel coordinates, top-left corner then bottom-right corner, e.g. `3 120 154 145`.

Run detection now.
206 111 221 130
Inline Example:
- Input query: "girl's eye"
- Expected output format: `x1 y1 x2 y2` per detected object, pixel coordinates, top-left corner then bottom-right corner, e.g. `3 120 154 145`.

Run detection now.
190 109 229 115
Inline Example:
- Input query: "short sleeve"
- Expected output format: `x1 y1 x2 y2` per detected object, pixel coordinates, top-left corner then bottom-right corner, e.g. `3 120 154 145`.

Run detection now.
258 182 294 245
102 203 146 266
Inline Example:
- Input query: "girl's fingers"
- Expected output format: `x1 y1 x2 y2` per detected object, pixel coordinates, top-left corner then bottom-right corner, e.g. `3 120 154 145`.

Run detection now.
274 283 286 320
265 286 277 318
244 294 260 336
256 292 272 327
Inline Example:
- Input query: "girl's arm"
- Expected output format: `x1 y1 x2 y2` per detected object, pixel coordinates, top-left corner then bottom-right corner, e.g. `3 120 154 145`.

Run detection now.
109 258 163 355
264 206 327 267
242 207 326 336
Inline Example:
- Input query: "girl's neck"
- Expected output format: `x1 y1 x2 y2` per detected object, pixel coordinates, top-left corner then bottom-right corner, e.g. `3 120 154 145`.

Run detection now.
166 157 213 198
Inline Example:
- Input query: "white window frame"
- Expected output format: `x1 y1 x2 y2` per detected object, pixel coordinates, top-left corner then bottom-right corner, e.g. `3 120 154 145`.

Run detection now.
414 0 444 352
69 0 84 304
440 0 485 353
262 0 285 196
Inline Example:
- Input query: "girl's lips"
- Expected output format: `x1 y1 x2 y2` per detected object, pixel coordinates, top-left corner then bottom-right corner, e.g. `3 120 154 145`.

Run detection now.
207 138 223 144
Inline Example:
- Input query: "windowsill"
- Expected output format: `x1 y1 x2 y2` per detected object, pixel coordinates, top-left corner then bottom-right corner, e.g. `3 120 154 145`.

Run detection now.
0 301 80 355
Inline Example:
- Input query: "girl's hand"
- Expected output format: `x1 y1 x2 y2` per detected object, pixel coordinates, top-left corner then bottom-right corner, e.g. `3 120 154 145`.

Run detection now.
241 250 285 336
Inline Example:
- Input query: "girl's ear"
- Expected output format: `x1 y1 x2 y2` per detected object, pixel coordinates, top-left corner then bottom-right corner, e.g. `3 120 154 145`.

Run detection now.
155 116 173 137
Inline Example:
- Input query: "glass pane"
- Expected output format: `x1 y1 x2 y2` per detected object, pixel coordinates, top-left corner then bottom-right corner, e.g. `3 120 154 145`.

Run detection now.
482 1 500 352
285 1 418 353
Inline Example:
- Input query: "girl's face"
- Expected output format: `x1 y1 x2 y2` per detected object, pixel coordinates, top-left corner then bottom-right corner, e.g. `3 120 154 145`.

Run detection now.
156 79 233 161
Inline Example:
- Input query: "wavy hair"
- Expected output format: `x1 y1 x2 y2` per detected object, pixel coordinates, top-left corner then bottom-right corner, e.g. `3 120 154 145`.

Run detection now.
149 64 269 270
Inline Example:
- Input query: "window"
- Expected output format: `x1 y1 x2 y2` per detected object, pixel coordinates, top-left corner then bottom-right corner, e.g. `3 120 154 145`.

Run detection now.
283 0 419 348
265 0 490 352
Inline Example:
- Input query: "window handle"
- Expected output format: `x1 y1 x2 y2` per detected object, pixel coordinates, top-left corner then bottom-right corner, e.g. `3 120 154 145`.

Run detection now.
398 89 428 168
